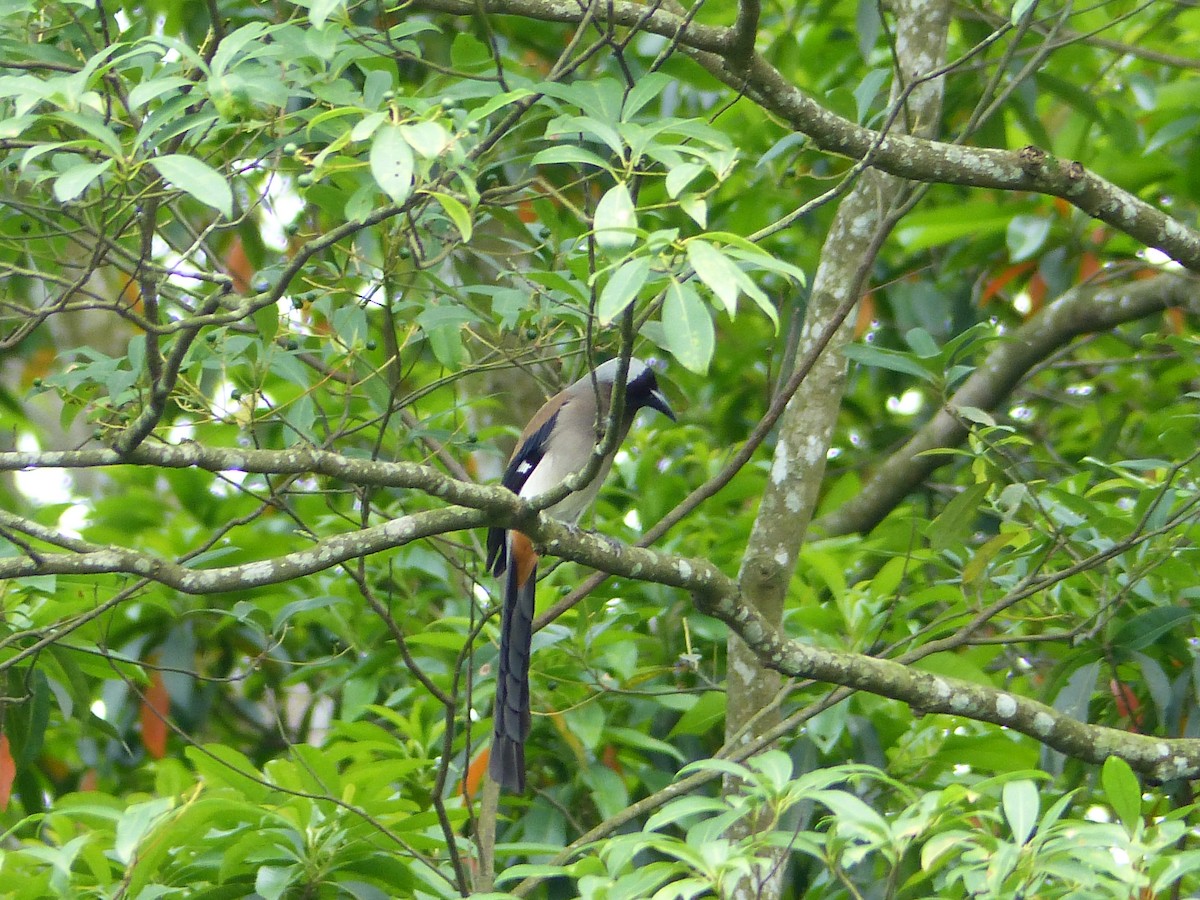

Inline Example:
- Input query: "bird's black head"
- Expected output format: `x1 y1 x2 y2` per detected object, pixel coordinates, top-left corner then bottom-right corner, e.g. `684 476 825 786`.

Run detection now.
591 357 675 421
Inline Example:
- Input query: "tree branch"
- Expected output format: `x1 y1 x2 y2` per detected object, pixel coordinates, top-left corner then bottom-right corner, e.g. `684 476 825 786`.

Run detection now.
410 0 1200 272
814 271 1199 537
4 442 1199 780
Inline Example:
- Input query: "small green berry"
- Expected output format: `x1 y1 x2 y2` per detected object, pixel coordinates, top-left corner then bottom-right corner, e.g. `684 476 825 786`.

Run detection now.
364 339 377 351
283 142 299 155
296 173 314 187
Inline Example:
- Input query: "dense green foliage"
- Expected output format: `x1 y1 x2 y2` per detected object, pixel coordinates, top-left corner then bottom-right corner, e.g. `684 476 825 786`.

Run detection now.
2 0 1199 897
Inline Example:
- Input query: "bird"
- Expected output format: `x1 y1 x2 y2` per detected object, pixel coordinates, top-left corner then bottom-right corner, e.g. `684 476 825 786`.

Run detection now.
485 357 675 793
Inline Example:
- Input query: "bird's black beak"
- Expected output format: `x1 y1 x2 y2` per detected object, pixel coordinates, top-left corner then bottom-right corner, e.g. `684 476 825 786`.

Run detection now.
648 388 676 421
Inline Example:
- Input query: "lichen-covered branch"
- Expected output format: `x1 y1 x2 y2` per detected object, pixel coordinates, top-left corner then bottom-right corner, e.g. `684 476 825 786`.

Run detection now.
3 445 1197 780
814 272 1199 537
410 0 1200 271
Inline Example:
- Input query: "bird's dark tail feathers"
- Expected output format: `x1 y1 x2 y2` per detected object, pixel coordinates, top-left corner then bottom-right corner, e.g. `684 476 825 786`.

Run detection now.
491 533 536 793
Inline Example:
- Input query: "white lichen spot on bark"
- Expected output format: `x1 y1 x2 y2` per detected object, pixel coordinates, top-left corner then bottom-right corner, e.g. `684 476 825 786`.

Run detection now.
995 693 1017 719
1033 712 1055 736
785 490 802 512
798 433 824 467
770 447 790 485
847 210 876 239
241 559 276 585
950 693 972 713
730 655 760 696
1157 743 1170 758
773 548 790 567
931 677 951 701
677 559 692 580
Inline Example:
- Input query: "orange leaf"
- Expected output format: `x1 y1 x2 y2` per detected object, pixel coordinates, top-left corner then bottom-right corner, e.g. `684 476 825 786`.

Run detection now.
225 235 254 295
1165 307 1185 335
854 292 876 339
1109 679 1143 730
601 744 624 778
461 748 490 801
140 668 170 759
1077 252 1101 284
980 261 1035 306
21 346 57 388
1025 272 1047 316
0 734 14 811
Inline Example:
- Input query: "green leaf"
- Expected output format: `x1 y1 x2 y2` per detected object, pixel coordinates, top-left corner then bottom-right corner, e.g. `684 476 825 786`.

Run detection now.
53 159 112 203
1002 779 1038 845
256 865 300 900
1112 606 1197 653
905 327 940 358
401 120 449 158
895 207 1014 250
370 124 415 206
667 696 720 734
1145 115 1200 154
583 765 628 822
0 114 36 139
855 0 882 58
430 191 472 242
128 76 192 111
1006 214 1052 262
350 110 386 142
466 87 535 122
661 279 714 374
1011 0 1037 24
115 797 174 865
678 195 707 229
853 68 889 123
597 256 652 325
594 181 638 251
645 795 730 832
686 240 741 316
51 111 123 156
1102 756 1141 833
665 162 705 199
564 701 605 750
530 144 612 170
842 342 937 382
150 154 233 218
929 482 989 551
622 72 672 119
309 0 344 28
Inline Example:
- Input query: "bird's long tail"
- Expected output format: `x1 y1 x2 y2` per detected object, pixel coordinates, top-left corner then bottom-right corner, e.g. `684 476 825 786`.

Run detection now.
491 531 537 793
